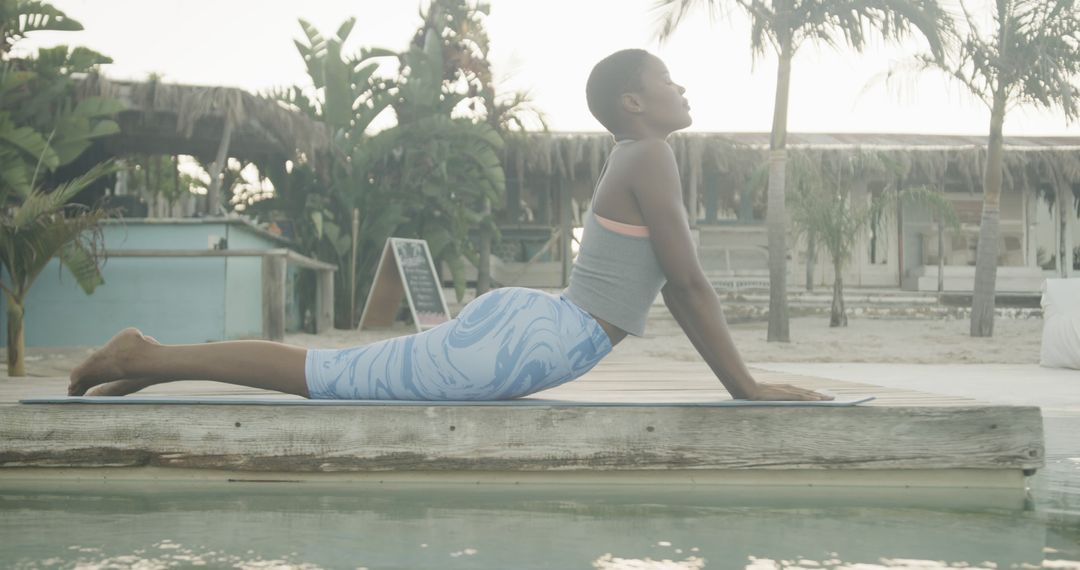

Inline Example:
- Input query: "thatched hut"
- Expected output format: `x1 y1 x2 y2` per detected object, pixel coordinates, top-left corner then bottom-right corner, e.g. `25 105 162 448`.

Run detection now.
74 74 330 214
498 132 1080 293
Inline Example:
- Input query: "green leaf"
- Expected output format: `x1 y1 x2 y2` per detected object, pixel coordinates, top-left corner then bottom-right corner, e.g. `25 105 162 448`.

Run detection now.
73 97 126 118
446 253 467 303
58 240 104 295
422 225 452 259
87 119 120 138
0 121 58 171
310 209 324 239
335 17 357 43
8 2 84 38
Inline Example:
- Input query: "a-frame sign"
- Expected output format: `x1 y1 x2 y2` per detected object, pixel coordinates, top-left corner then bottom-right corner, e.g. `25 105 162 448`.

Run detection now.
358 237 452 333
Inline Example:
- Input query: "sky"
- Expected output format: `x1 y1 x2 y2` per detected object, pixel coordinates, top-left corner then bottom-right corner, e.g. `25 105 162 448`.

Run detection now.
16 0 1080 137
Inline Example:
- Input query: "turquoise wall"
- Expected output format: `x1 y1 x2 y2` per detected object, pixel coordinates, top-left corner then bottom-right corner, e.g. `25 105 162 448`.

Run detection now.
1 219 300 348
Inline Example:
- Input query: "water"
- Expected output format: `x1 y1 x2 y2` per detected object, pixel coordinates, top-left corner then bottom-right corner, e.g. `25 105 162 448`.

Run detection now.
2 413 1078 569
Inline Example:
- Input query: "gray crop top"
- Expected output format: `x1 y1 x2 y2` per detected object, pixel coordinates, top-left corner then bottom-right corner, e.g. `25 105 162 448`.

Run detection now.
561 207 668 336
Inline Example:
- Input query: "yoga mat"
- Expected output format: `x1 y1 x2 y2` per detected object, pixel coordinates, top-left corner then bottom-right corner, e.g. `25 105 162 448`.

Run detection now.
20 395 876 407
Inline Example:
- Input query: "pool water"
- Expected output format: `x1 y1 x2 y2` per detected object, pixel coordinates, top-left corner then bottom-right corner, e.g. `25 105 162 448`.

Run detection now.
1 480 1077 570
2 413 1078 570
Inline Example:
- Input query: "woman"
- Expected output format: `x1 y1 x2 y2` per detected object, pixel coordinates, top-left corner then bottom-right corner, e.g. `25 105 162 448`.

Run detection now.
68 49 831 403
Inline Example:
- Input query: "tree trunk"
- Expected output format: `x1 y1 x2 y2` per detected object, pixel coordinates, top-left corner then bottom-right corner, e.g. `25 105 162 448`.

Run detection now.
937 218 945 293
350 208 360 329
5 291 25 377
766 39 793 343
477 197 492 295
1059 182 1074 278
830 260 847 327
805 232 815 292
206 119 234 216
970 92 1007 338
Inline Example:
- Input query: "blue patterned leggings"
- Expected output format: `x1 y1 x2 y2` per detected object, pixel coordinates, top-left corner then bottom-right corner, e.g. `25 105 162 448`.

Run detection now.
304 287 613 400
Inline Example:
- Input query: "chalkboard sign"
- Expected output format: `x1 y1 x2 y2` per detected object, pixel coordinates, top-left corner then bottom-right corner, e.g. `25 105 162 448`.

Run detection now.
358 238 452 332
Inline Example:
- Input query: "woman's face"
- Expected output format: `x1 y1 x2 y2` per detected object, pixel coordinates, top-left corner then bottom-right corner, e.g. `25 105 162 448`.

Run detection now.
634 56 692 132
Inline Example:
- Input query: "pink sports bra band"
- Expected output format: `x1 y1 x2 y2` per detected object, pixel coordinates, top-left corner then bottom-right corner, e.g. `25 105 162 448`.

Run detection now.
593 211 650 237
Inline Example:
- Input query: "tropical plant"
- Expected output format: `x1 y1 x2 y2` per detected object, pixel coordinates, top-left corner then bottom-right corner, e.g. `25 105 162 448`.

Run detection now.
122 154 195 214
910 0 1080 337
654 0 948 342
260 5 507 328
789 163 959 326
0 1 121 375
361 19 506 305
259 17 399 328
407 0 545 295
1 163 116 375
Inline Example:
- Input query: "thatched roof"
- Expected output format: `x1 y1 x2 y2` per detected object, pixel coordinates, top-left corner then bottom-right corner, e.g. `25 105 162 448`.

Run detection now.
504 131 1080 196
74 74 330 167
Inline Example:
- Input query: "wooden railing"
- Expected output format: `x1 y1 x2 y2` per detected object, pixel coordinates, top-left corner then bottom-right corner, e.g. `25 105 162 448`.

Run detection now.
102 249 336 341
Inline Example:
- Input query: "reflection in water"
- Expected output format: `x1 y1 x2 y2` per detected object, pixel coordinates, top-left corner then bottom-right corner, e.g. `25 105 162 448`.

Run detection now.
2 480 1079 570
16 541 331 569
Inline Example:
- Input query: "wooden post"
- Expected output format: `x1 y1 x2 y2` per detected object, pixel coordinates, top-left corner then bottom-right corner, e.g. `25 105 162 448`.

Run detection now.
1025 188 1038 268
315 268 334 334
687 154 700 228
205 119 234 216
938 181 946 293
262 254 286 342
559 177 572 288
350 207 360 328
704 169 719 225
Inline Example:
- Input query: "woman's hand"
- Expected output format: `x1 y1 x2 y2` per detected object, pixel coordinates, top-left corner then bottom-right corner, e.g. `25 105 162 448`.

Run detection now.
745 382 835 402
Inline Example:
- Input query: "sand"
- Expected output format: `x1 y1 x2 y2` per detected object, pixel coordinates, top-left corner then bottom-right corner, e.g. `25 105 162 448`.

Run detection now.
284 311 1044 366
4 300 1046 379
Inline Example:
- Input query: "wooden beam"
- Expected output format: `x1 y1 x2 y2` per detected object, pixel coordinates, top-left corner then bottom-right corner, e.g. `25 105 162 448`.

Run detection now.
102 249 336 271
0 404 1043 476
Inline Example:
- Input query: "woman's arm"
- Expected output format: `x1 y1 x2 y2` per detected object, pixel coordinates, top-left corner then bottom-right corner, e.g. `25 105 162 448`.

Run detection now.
630 140 830 401
661 281 759 398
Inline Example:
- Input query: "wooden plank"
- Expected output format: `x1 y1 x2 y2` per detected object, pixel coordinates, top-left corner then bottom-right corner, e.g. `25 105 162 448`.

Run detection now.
0 404 1043 472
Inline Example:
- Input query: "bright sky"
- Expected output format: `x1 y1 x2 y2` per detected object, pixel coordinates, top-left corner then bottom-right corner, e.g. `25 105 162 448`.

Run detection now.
18 0 1080 137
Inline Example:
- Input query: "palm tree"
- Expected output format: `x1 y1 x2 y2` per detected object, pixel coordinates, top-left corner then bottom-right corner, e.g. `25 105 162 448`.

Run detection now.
914 0 1080 337
0 1 120 375
653 0 948 342
786 151 959 326
1 163 115 375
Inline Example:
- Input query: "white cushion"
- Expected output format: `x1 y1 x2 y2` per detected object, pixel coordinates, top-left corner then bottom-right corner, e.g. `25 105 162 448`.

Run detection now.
1039 278 1080 370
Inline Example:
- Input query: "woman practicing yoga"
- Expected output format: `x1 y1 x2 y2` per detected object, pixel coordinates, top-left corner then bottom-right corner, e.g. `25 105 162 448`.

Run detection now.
68 49 832 403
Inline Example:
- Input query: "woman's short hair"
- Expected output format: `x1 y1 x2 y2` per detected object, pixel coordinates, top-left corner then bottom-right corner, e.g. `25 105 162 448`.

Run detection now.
585 49 652 134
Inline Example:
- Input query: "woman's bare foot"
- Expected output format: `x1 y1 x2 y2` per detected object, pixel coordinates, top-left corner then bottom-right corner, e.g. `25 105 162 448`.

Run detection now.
69 328 157 396
84 335 166 397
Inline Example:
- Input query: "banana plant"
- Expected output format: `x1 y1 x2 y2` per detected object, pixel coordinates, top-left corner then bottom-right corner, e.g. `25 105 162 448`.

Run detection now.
260 12 506 327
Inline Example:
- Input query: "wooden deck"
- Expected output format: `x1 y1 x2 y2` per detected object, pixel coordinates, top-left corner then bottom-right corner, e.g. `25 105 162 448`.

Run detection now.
0 354 1045 490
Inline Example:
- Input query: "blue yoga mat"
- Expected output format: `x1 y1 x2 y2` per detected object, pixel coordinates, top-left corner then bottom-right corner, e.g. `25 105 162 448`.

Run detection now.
19 395 876 407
